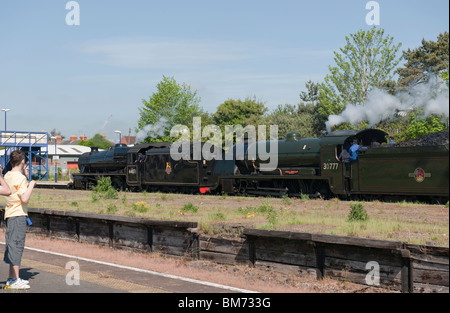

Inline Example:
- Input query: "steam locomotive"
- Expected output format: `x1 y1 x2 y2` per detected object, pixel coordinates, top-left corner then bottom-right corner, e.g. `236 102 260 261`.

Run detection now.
72 129 449 202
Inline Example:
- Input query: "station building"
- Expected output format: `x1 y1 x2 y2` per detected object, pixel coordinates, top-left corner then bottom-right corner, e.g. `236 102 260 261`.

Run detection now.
0 131 101 181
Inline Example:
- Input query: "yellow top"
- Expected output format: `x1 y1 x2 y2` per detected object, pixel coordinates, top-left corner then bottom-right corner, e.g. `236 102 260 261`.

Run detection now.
3 171 28 219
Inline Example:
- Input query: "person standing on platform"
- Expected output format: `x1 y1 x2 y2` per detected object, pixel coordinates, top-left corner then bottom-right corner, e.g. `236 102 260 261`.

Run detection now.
2 150 36 290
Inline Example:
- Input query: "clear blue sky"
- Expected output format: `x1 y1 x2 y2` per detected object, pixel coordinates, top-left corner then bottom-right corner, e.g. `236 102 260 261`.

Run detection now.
0 0 448 140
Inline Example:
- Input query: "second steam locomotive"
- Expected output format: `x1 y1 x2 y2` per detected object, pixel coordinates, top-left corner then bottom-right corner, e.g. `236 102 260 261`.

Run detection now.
72 129 449 201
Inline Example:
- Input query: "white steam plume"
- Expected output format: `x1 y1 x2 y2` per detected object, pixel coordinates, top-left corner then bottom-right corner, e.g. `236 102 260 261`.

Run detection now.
136 118 169 143
326 74 449 132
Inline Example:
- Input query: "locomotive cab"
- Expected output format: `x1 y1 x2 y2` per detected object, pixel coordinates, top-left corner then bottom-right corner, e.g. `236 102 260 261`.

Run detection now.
319 129 388 196
126 143 170 188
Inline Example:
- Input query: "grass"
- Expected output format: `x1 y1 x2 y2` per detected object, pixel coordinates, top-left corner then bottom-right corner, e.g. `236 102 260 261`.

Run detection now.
132 201 150 213
181 202 199 213
5 188 448 247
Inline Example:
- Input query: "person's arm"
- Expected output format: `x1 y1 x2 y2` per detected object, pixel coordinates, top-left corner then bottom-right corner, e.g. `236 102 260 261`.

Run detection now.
19 180 36 204
0 165 11 196
17 167 36 204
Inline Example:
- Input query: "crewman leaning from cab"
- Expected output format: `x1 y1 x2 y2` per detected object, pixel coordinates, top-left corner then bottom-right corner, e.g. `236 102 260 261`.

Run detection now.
349 139 368 161
387 136 396 147
339 148 351 163
349 139 360 161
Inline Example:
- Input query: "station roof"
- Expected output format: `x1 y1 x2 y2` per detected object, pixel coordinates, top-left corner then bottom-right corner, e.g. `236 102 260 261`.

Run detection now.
0 145 96 157
48 145 100 156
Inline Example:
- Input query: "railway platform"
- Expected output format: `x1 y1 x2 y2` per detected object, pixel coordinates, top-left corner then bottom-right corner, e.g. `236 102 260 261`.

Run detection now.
35 181 71 189
0 243 245 293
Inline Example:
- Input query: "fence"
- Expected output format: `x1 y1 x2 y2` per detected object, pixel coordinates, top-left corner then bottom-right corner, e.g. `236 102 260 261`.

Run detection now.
0 208 198 257
1 207 448 293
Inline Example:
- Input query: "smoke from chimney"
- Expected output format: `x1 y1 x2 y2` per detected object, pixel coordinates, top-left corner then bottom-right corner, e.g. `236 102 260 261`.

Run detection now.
326 74 449 132
136 117 169 143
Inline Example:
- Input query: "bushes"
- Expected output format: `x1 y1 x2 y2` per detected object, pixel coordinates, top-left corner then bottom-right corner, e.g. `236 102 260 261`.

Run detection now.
347 203 369 222
92 177 118 200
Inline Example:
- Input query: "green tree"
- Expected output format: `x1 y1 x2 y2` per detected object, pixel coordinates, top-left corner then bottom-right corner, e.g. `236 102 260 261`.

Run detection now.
406 109 447 140
267 80 324 139
318 27 402 129
78 134 112 150
267 103 317 139
137 76 204 142
397 32 449 87
442 71 448 88
299 80 320 106
391 32 449 140
213 97 268 128
443 71 449 87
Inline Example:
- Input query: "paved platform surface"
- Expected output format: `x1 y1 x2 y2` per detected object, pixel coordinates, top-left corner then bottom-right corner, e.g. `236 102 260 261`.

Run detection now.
0 244 245 293
35 181 70 189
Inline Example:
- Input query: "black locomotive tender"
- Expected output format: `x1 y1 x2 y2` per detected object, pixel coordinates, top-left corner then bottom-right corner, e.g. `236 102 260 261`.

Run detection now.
73 129 449 201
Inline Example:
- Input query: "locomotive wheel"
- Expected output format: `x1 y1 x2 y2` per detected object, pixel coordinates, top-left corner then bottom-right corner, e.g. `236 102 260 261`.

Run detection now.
311 180 332 199
298 180 310 195
111 177 124 191
286 180 310 197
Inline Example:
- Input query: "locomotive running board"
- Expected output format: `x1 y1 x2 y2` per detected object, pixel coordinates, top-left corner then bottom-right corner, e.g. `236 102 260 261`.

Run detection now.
246 187 288 197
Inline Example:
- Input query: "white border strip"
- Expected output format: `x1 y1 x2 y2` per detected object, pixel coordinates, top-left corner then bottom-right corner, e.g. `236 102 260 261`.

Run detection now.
0 242 257 293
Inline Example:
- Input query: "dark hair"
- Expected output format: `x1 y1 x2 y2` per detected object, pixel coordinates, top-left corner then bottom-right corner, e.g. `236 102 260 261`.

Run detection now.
10 150 25 167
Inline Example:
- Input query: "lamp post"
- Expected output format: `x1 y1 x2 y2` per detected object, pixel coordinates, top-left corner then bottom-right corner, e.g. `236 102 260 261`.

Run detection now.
1 109 10 131
114 130 122 145
51 136 58 183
